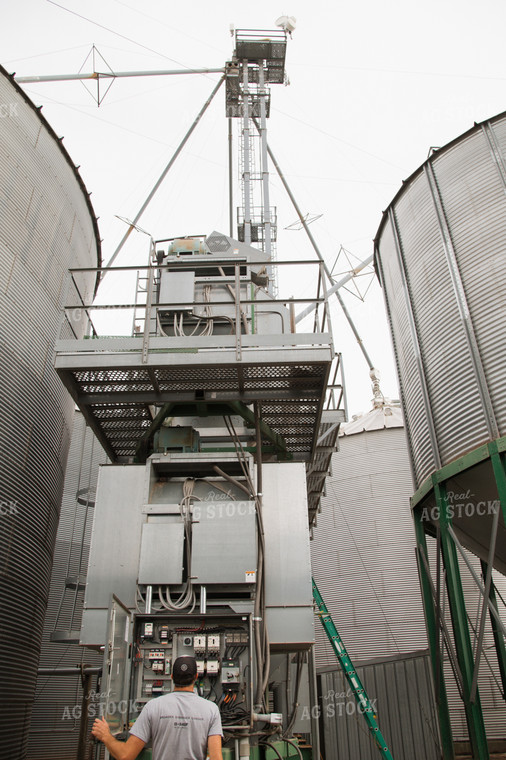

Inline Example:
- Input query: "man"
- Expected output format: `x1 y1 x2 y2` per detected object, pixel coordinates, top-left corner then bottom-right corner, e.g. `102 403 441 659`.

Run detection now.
92 655 223 760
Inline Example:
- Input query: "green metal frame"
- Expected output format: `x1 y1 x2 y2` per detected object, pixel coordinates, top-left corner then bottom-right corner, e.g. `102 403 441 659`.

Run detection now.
434 480 489 759
480 559 506 699
312 578 395 760
412 436 506 760
413 511 455 759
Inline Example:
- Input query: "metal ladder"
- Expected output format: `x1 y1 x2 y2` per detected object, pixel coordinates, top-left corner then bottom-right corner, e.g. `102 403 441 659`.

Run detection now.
312 577 395 760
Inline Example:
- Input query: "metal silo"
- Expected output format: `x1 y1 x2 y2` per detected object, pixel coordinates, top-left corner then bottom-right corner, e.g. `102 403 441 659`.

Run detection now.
311 401 427 666
27 411 108 760
374 113 506 759
374 113 506 488
0 66 100 757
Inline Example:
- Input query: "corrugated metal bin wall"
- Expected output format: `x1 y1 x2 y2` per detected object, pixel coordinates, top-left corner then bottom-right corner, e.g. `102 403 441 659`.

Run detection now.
311 416 427 666
374 112 506 487
0 66 100 758
27 412 108 760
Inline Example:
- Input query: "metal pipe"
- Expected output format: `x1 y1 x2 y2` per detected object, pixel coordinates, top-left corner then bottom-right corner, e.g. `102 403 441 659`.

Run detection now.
447 525 506 638
308 646 321 760
145 585 153 614
418 546 464 693
228 118 234 237
255 121 374 370
15 68 225 84
242 62 252 246
77 669 93 760
200 585 207 615
239 735 250 760
258 61 272 260
470 499 501 702
102 75 225 271
295 255 374 324
480 559 506 699
37 667 102 676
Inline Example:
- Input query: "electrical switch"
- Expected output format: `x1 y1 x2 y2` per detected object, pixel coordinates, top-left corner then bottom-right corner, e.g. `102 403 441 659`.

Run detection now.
206 659 219 675
194 635 206 655
207 634 220 654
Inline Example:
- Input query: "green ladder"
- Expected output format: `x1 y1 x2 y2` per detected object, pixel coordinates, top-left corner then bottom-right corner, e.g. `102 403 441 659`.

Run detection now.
312 577 395 760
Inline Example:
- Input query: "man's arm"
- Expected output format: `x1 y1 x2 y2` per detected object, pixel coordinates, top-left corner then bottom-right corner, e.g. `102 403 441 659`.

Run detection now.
208 733 223 760
92 717 145 760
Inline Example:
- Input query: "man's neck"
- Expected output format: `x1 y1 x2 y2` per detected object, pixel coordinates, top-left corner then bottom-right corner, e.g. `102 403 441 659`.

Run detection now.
174 683 196 693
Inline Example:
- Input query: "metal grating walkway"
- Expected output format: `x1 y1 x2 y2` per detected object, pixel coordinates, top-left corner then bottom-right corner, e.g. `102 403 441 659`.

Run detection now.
55 339 333 462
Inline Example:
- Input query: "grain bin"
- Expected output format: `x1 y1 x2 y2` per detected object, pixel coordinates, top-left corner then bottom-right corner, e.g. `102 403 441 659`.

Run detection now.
0 66 100 757
374 113 506 758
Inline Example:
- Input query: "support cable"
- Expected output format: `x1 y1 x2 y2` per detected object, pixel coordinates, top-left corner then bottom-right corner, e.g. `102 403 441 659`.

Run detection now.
102 75 225 272
252 118 374 370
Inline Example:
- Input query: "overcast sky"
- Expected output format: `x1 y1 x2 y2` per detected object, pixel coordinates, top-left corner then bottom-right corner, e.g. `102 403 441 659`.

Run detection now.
2 0 506 416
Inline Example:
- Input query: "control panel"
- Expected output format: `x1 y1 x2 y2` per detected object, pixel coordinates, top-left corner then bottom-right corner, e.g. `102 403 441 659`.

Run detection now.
129 614 251 728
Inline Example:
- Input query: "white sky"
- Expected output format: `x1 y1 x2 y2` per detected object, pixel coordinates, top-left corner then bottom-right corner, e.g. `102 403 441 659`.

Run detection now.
2 0 506 416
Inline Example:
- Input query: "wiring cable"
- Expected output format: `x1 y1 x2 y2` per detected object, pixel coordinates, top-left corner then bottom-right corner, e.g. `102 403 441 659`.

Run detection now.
276 736 304 760
284 652 305 737
157 478 196 612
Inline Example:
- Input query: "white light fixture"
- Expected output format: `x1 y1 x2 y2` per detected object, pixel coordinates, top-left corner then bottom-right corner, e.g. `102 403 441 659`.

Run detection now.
275 15 297 34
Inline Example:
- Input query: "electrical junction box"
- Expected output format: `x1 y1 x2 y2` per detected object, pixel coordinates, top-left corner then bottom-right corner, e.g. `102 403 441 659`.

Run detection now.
129 613 251 724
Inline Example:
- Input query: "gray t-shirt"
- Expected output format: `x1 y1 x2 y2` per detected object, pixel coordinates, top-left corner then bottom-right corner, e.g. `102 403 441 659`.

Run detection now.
130 691 223 760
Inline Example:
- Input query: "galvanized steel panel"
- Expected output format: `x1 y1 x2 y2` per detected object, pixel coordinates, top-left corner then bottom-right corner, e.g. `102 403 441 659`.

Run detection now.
138 522 184 584
0 65 100 759
192 501 257 585
82 465 147 644
318 651 441 760
375 113 506 486
262 463 315 648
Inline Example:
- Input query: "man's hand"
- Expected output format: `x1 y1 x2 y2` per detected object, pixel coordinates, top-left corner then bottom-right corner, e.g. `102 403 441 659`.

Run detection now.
91 717 145 760
92 716 112 743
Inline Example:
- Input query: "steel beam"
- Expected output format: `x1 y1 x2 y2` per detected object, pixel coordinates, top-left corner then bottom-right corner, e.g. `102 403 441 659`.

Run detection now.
15 68 225 84
435 481 489 760
228 117 234 237
241 62 252 246
480 560 506 700
413 508 455 760
489 441 506 534
470 491 501 702
447 526 506 638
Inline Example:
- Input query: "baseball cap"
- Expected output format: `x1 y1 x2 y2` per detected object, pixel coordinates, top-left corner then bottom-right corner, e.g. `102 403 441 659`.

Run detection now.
172 656 197 683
